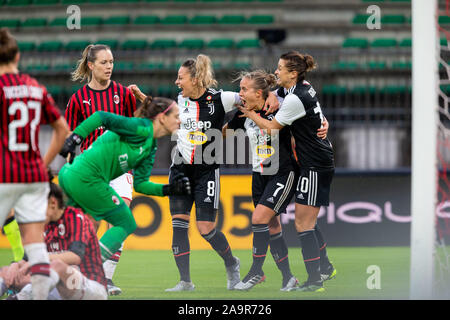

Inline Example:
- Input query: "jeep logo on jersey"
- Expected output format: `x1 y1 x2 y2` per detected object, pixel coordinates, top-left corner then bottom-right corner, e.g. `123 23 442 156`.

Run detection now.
184 118 212 130
256 145 275 159
187 131 208 145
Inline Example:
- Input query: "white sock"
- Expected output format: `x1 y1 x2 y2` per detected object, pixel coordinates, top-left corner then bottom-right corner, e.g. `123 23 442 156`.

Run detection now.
24 242 51 300
103 259 118 280
0 277 6 296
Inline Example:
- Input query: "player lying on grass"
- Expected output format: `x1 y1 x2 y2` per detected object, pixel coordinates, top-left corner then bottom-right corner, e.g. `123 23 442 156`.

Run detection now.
58 96 191 263
0 183 107 300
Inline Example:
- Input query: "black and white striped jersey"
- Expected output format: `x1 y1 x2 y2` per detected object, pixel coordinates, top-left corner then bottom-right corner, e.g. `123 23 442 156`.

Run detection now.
173 88 239 166
275 81 334 170
227 102 296 175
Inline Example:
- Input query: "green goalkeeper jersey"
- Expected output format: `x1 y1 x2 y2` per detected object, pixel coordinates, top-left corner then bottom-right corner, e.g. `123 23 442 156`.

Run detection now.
68 111 164 196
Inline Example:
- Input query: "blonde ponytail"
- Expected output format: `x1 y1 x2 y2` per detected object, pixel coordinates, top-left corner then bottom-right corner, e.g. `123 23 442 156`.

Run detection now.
71 44 111 83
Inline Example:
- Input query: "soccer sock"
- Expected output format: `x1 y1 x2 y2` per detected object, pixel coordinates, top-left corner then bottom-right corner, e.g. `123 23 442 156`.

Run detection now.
99 227 128 262
0 277 6 296
24 242 52 300
172 218 191 282
3 217 24 262
314 223 332 270
247 224 270 277
202 228 235 267
269 232 293 280
298 229 321 282
103 243 123 280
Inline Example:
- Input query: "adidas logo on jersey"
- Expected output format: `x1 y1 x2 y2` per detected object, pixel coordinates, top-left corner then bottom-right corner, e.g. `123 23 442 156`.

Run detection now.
183 108 189 113
204 197 212 203
297 194 304 200
266 197 274 203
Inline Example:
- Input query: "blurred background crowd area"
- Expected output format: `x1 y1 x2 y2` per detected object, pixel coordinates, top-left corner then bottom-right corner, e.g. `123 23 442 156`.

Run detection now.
2 0 442 172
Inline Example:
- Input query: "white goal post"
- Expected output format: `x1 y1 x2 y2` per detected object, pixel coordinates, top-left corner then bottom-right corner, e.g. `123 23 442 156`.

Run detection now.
410 0 438 299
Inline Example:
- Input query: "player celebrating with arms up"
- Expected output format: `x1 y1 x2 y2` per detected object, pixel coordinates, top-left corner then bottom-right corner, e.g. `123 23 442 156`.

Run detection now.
239 51 336 292
58 96 191 268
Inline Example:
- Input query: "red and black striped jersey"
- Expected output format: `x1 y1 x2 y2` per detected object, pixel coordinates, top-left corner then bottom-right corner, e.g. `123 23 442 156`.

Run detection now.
65 81 137 151
0 73 61 183
44 206 107 288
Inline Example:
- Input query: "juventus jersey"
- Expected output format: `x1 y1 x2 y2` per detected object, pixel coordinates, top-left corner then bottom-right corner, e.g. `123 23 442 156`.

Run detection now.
227 105 296 175
174 88 239 166
275 81 334 170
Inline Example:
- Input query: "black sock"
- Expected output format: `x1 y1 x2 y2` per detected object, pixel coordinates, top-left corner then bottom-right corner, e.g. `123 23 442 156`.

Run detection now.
172 218 191 282
298 229 321 282
202 229 235 267
315 223 331 270
246 224 270 277
269 232 293 280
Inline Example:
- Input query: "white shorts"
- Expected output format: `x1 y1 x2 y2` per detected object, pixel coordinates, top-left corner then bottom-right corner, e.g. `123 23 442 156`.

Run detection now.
0 182 50 226
109 173 133 202
66 268 107 300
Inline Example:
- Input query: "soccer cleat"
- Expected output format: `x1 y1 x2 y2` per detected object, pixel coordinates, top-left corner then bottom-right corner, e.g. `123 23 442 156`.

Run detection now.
321 264 337 282
107 279 122 296
288 279 325 292
226 257 241 290
233 272 266 291
165 280 195 292
280 276 299 291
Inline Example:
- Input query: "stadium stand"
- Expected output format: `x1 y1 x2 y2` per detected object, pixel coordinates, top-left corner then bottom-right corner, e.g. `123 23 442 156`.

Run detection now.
0 0 418 169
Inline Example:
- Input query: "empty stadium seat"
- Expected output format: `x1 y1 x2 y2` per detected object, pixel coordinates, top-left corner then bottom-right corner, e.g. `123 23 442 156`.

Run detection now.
65 40 91 51
121 39 148 50
161 15 188 25
150 39 177 49
80 17 103 26
218 15 246 24
371 38 397 48
189 15 217 25
134 15 160 25
17 41 36 52
178 38 205 49
342 38 369 48
49 17 68 27
247 15 274 24
103 16 130 26
37 40 63 52
0 19 20 28
207 38 234 49
236 38 260 48
96 39 119 49
21 18 47 28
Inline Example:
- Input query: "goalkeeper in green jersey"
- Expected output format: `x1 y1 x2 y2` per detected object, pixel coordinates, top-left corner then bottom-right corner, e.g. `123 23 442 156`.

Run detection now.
58 96 191 262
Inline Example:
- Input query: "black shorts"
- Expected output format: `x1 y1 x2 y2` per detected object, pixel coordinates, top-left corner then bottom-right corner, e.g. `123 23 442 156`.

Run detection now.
169 164 220 222
294 168 334 207
252 170 297 215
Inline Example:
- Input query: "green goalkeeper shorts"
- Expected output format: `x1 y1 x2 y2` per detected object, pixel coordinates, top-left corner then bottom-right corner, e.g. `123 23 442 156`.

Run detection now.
58 164 127 221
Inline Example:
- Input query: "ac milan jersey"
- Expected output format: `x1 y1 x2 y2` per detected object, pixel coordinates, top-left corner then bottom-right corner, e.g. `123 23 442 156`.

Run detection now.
44 206 107 287
65 81 137 152
174 88 239 166
0 73 61 183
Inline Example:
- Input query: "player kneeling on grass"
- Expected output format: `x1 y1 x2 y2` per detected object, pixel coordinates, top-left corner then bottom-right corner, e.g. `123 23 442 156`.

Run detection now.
0 183 107 300
58 96 191 263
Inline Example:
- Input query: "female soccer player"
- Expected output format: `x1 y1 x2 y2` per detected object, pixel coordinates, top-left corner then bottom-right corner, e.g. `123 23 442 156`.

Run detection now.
0 27 69 300
129 54 280 291
224 70 329 291
58 97 191 269
66 44 137 295
239 51 336 292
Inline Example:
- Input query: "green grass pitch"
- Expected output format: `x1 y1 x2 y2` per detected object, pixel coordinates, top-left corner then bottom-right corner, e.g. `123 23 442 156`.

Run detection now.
0 246 411 300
